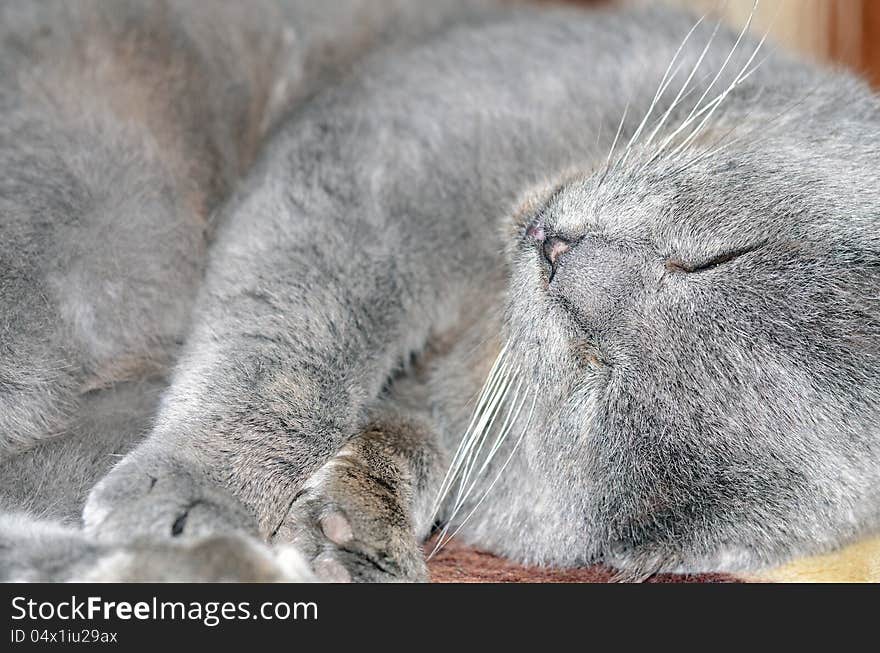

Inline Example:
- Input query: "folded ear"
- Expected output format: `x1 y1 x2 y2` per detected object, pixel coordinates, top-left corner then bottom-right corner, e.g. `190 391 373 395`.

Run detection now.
749 535 880 583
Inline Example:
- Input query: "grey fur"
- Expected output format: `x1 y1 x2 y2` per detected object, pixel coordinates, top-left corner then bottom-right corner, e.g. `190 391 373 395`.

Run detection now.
1 1 878 581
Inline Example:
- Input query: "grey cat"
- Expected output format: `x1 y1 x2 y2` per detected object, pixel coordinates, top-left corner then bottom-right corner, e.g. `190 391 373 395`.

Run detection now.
1 0 878 582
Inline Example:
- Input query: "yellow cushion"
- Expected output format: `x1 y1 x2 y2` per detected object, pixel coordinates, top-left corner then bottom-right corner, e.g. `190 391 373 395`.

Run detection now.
750 536 880 583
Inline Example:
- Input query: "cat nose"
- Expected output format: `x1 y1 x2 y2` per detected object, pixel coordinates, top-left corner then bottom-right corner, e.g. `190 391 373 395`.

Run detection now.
525 222 572 282
542 236 572 282
542 236 571 268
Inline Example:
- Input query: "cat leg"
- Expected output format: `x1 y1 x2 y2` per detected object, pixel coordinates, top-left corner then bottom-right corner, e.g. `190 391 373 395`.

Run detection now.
83 1 509 546
0 379 167 524
0 378 318 582
0 513 314 582
83 404 445 582
271 405 445 582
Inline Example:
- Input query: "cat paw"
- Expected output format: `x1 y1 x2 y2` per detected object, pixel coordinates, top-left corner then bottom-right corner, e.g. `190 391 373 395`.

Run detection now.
76 535 316 582
84 454 258 542
272 444 428 583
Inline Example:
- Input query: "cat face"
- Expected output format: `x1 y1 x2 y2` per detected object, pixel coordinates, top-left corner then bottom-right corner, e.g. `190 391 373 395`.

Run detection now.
504 132 880 572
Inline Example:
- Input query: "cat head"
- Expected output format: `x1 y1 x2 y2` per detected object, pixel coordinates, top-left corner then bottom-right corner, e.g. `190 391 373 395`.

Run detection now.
502 78 880 573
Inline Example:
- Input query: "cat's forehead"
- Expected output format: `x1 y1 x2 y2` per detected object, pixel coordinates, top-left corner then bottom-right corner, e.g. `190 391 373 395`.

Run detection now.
545 170 717 245
547 174 663 237
546 152 825 247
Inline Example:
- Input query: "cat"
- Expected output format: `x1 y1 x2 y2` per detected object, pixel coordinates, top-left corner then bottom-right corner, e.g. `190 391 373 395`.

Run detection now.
0 0 495 581
1 0 878 582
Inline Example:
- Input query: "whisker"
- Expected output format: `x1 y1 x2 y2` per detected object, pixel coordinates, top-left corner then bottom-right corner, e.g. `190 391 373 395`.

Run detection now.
643 14 724 150
475 383 529 477
597 102 630 187
667 27 768 159
664 81 823 178
653 0 760 158
429 344 510 519
429 393 538 558
443 368 511 514
451 373 515 508
661 84 769 177
448 379 527 520
429 373 520 557
616 15 707 168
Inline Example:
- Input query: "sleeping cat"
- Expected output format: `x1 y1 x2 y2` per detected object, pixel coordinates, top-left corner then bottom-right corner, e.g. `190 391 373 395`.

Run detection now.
1 0 878 581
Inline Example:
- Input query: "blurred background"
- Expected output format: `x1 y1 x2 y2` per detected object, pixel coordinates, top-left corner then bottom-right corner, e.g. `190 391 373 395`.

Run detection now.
559 0 880 88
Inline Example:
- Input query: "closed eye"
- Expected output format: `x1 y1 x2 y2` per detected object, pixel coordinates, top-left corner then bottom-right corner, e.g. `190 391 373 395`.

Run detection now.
665 244 762 274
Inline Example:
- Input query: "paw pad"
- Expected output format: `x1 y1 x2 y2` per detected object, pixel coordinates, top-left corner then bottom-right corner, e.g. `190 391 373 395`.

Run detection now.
320 512 353 545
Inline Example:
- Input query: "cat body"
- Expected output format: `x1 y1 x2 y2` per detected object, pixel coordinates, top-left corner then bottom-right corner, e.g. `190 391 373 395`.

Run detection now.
1 1 878 580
